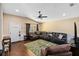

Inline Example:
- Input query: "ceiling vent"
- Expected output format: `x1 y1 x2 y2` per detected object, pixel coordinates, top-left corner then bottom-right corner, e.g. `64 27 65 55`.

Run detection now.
69 3 75 7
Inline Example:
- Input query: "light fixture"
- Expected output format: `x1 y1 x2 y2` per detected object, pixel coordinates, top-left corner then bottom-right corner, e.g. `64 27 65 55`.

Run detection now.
62 13 66 16
15 9 19 12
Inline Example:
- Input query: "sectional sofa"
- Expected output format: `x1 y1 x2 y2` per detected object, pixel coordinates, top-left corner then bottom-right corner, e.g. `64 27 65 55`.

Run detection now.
24 31 67 44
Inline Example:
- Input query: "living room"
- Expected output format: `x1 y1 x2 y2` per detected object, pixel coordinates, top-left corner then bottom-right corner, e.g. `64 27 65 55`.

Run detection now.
0 3 79 56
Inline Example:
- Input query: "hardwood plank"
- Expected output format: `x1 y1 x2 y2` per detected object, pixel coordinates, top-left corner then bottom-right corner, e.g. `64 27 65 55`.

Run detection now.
9 40 35 56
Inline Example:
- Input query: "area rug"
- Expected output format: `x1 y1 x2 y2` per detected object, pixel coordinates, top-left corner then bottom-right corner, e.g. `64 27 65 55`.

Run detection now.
24 39 57 56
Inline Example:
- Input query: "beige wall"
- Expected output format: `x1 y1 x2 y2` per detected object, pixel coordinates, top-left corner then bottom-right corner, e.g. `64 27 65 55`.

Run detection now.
3 13 41 35
0 4 3 49
42 17 79 36
0 4 3 42
0 4 1 41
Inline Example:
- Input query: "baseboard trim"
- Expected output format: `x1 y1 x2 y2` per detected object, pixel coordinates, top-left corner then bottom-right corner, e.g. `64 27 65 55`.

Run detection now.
11 40 24 44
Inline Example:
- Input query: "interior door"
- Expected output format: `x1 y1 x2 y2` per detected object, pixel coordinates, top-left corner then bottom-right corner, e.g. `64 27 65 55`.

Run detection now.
26 23 30 34
9 22 21 42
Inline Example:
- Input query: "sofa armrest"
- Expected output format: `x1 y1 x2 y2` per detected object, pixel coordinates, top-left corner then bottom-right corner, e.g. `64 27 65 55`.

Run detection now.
41 48 47 56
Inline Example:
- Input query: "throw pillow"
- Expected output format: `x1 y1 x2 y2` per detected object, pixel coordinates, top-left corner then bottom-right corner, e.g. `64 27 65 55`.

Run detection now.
58 34 63 40
48 34 52 37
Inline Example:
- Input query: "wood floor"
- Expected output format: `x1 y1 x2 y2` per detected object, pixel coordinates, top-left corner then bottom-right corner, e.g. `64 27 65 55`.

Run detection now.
8 40 35 56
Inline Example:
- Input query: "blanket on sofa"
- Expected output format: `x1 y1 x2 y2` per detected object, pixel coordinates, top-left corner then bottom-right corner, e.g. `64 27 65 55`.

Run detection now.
24 39 57 56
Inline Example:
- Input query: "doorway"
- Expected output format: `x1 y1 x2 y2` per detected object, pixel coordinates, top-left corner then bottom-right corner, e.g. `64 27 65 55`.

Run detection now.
26 23 30 35
9 22 22 42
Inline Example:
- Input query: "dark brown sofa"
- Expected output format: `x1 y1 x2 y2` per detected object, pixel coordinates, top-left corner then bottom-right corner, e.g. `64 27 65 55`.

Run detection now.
39 32 67 44
24 31 67 44
41 44 72 56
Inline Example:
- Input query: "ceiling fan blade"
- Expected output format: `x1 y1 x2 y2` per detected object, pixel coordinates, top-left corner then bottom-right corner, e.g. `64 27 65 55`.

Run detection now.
41 16 47 18
38 15 47 18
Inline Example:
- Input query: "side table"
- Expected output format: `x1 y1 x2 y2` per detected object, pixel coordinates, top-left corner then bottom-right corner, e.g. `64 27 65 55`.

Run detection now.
70 46 79 56
0 50 3 56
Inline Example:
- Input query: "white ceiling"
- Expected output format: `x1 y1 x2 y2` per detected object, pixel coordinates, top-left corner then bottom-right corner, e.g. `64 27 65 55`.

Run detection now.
2 3 79 22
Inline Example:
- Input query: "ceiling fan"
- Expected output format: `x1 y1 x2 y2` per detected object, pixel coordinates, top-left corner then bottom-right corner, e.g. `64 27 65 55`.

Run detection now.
38 11 47 19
